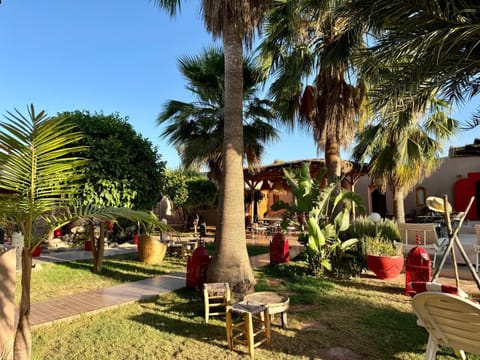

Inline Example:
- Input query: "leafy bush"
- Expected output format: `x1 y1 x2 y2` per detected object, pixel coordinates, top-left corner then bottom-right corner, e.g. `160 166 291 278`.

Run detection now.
347 216 400 242
272 162 365 278
363 236 403 257
347 216 402 269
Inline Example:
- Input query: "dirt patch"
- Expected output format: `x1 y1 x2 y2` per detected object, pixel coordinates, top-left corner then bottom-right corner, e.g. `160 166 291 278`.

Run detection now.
316 347 365 360
298 319 330 332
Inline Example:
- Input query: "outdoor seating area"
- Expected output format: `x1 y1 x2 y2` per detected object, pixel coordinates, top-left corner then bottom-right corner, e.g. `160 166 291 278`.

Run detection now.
4 1 480 359
166 239 198 258
412 291 480 359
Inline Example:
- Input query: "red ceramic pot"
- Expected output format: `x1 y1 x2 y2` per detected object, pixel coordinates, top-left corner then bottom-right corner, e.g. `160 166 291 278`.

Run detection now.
32 246 41 257
367 254 404 280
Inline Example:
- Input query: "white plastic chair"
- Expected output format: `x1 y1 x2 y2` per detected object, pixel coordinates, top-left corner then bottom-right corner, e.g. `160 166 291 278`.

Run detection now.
412 291 480 360
397 223 447 268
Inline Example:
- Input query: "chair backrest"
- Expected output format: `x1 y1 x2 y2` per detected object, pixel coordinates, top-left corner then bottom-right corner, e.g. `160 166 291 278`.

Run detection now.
412 292 480 355
397 223 439 247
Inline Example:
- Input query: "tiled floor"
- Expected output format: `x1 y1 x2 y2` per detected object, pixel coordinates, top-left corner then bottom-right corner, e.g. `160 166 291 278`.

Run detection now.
28 272 186 328
26 246 303 328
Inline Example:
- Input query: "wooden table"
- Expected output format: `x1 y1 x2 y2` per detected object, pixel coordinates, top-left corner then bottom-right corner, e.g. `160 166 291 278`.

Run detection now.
259 218 282 235
243 291 289 329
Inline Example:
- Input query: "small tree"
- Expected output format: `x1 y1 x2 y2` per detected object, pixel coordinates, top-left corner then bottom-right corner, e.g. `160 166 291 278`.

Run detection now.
62 110 165 210
79 179 137 273
0 106 164 360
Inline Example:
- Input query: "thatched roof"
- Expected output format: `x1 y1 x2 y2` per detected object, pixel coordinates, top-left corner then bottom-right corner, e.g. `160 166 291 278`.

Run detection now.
243 158 368 184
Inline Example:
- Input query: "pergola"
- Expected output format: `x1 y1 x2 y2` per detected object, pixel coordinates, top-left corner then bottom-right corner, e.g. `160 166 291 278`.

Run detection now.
243 159 369 216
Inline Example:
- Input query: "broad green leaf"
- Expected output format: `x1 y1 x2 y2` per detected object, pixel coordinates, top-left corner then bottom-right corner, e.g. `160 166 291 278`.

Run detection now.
321 259 332 271
307 216 325 247
341 238 359 250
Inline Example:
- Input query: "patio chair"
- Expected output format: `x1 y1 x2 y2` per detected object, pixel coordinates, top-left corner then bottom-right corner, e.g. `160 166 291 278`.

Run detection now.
397 223 448 268
203 282 231 323
251 223 267 238
412 291 480 360
475 224 480 272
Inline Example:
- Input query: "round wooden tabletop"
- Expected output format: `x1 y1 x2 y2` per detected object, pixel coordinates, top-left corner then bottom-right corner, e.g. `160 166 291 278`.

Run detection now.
243 291 289 314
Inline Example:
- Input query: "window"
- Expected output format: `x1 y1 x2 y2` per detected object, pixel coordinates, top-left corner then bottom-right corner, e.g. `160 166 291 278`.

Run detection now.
416 187 426 207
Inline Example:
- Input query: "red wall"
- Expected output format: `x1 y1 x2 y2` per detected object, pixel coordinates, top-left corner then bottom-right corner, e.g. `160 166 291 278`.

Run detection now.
454 172 480 220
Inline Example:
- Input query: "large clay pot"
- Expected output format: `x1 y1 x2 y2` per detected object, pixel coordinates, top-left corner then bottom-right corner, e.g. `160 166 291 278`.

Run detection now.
137 235 167 265
367 254 404 280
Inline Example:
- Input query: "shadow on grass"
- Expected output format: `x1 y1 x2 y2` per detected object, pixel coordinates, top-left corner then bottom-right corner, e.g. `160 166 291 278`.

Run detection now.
52 253 186 283
127 286 430 359
338 275 406 295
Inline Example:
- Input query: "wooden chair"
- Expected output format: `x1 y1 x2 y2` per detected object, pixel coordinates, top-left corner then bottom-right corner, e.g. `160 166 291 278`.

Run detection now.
203 282 231 323
397 223 447 268
412 291 480 360
226 301 271 358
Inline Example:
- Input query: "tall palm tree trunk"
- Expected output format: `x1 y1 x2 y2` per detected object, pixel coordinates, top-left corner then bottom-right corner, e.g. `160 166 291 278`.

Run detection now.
392 187 405 223
325 137 342 183
14 250 32 360
207 21 255 298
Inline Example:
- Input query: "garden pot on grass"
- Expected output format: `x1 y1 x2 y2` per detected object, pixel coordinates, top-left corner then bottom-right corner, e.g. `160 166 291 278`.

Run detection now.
137 235 167 265
32 246 41 257
367 254 404 280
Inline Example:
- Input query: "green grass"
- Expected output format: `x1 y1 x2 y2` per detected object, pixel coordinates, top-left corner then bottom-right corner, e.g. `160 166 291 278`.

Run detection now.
29 254 480 359
205 242 270 257
19 244 270 303
23 246 480 359
18 253 186 303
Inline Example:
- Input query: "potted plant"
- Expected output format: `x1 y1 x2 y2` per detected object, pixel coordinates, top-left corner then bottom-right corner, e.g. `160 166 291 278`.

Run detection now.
364 235 404 280
137 213 168 265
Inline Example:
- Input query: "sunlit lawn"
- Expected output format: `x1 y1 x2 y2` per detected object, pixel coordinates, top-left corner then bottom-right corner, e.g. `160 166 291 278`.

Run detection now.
18 244 270 303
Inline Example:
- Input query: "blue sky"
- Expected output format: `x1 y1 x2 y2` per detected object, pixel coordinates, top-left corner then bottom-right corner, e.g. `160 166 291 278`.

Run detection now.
0 1 477 170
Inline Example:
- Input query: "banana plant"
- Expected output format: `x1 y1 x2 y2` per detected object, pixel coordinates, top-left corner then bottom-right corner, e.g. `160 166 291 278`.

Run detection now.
272 162 365 276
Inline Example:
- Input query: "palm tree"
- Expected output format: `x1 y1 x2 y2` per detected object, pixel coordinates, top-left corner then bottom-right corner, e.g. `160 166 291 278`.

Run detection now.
0 106 162 360
157 47 279 185
346 0 480 129
353 97 458 222
259 0 369 183
154 1 273 297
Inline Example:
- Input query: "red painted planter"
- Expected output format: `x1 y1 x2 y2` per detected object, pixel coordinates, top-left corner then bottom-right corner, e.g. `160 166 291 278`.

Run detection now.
32 246 41 257
367 254 404 280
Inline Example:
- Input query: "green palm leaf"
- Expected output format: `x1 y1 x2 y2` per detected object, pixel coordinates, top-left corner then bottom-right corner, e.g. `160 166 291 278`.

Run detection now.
0 105 88 247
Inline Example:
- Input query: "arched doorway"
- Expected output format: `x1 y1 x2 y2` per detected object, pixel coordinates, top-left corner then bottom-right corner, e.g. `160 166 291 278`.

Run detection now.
371 189 387 218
